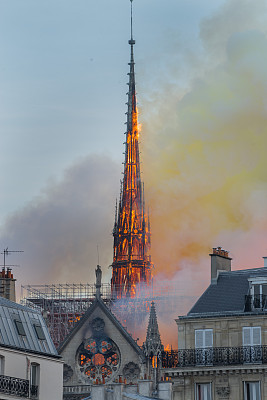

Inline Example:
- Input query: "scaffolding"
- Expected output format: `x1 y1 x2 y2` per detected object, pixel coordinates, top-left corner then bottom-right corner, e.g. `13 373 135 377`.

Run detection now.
21 283 196 348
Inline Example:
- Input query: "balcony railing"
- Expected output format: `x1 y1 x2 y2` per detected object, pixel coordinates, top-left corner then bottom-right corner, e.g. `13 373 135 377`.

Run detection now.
30 384 38 398
244 294 267 311
0 374 29 397
63 385 91 395
162 346 267 368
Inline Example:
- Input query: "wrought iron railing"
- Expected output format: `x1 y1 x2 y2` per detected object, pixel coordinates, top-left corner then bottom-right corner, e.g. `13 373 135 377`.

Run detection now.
244 294 267 311
30 384 38 398
162 346 267 368
0 374 29 397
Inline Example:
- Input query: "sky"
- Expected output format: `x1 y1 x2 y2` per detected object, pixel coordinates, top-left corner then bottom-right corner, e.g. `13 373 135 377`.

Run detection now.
1 0 267 324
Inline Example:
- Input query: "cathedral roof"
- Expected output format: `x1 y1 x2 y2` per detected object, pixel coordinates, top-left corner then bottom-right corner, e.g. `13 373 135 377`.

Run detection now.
57 296 144 358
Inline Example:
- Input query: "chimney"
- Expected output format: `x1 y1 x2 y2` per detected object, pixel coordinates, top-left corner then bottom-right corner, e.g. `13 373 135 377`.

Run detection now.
263 257 267 268
0 268 16 302
210 247 232 284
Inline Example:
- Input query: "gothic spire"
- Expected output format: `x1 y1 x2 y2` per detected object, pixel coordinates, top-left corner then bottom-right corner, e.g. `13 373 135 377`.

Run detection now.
111 0 153 299
143 302 163 357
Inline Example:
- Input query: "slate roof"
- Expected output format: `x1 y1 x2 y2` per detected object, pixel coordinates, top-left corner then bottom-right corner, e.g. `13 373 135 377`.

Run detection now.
57 297 144 359
181 267 267 319
0 297 59 357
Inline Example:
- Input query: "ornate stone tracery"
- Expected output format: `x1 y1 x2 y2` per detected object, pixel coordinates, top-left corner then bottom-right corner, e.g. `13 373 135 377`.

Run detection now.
123 362 140 382
76 318 120 382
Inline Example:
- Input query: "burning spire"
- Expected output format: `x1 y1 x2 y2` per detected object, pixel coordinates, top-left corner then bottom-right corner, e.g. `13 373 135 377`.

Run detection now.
111 0 153 299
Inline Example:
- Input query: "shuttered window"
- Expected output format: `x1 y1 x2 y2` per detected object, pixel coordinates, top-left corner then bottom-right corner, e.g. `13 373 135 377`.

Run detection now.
195 329 213 348
242 327 261 346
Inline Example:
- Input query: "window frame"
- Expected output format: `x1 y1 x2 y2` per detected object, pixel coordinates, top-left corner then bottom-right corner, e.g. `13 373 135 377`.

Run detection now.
0 355 5 375
33 324 46 341
195 382 212 400
14 319 26 336
242 327 261 346
195 329 213 349
243 381 261 400
30 362 40 387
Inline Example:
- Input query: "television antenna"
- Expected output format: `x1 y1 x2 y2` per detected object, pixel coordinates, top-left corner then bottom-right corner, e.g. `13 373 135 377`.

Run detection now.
1 248 24 271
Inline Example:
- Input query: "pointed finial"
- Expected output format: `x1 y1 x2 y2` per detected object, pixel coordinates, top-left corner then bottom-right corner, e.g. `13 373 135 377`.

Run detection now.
130 0 133 40
129 0 135 46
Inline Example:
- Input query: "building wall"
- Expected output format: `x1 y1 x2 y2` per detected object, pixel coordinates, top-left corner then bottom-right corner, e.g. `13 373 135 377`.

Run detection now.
0 346 63 400
61 306 144 388
168 313 267 399
169 368 267 400
178 314 267 349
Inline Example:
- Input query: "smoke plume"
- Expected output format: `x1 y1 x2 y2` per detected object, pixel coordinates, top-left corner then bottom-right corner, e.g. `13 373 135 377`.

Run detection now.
140 0 267 298
0 155 120 286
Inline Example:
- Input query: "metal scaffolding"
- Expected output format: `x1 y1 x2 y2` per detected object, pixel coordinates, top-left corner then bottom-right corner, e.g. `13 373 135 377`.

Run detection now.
21 283 196 348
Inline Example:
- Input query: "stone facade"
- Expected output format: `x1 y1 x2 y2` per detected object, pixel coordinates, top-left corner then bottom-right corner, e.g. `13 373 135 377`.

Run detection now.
177 314 267 349
161 249 267 400
59 297 145 399
165 364 267 400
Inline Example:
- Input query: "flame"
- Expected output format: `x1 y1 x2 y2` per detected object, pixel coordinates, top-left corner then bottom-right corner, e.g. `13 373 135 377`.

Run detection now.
164 344 171 351
111 95 153 299
152 355 157 368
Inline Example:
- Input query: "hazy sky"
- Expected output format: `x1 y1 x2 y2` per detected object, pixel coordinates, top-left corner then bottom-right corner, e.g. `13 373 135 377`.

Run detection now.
2 0 267 301
0 0 225 216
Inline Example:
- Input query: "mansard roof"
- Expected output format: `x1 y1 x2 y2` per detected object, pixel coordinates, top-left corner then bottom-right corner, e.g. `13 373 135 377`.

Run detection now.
0 297 59 357
180 267 267 319
57 296 144 358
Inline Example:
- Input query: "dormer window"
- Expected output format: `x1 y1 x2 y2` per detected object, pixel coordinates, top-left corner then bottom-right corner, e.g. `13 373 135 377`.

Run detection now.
14 320 26 336
33 324 46 341
247 278 267 310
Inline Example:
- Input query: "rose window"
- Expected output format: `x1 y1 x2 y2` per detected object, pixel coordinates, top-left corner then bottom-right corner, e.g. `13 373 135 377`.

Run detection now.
78 336 120 381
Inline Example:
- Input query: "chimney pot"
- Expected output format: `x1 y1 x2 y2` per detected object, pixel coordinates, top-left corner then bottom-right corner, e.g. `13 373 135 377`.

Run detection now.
210 247 232 284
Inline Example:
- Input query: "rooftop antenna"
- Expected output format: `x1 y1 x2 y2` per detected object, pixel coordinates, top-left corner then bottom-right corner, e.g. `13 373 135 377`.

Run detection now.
1 248 24 271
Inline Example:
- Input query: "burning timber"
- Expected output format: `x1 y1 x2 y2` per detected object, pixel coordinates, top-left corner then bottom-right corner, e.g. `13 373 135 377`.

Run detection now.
21 283 196 348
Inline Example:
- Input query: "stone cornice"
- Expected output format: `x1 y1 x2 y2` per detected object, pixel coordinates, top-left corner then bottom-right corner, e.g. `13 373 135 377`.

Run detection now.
162 364 267 378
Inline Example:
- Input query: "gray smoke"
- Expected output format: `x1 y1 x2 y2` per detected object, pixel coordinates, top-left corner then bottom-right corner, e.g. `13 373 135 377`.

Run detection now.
0 154 120 288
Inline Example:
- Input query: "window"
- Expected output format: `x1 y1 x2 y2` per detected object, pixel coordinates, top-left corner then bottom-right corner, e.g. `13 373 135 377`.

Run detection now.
14 320 26 336
195 330 213 365
196 383 212 400
195 329 213 348
30 363 39 398
33 324 46 340
253 283 267 308
244 381 261 400
242 327 262 363
242 327 261 346
0 356 5 375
